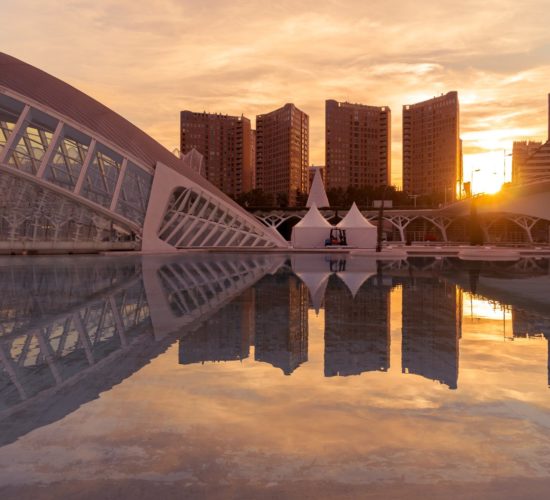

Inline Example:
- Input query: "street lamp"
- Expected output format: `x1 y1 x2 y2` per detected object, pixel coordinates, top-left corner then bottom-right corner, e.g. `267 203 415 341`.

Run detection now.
376 185 389 252
470 168 481 195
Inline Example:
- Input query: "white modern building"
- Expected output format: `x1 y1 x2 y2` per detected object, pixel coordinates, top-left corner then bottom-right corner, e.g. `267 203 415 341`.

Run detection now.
0 53 286 253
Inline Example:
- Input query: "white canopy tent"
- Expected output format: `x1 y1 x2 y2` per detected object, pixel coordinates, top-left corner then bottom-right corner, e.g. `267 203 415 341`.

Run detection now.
306 167 330 208
291 203 332 249
336 202 377 249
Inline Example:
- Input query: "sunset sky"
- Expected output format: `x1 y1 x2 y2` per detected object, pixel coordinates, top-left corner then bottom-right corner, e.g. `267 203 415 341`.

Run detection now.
2 0 549 190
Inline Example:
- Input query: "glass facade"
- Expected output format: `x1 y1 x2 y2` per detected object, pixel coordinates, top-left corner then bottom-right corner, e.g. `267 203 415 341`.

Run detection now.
80 146 123 208
43 126 91 191
6 108 58 175
115 162 153 225
0 94 24 155
0 90 281 251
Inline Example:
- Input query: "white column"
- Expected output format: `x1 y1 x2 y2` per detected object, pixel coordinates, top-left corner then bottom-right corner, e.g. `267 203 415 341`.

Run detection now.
0 104 30 164
74 139 96 195
36 121 64 179
110 158 128 212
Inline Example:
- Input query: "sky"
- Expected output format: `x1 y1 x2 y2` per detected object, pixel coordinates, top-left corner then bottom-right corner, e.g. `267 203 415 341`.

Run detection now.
1 0 550 190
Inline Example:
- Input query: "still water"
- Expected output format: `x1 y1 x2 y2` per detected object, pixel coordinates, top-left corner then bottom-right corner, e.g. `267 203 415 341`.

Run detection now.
0 253 549 499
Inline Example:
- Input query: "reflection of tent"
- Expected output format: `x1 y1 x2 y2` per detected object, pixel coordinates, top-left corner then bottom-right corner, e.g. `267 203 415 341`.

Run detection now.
291 255 332 313
336 271 375 297
336 202 377 249
307 168 330 208
291 203 332 249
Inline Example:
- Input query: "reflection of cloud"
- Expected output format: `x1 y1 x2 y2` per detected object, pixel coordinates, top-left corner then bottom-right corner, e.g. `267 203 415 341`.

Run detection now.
2 0 550 188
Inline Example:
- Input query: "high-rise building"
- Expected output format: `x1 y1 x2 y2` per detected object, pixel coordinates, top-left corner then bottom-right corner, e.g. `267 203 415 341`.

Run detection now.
250 129 256 190
402 91 461 201
180 111 254 197
512 140 543 185
255 103 309 206
325 100 391 190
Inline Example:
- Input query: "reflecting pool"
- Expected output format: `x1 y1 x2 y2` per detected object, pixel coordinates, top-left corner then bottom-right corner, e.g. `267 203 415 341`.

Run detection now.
1 253 550 499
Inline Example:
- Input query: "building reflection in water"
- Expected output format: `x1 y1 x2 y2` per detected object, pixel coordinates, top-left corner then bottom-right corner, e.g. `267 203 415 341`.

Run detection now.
2 254 550 448
324 270 391 377
511 307 550 386
401 278 461 389
254 272 309 375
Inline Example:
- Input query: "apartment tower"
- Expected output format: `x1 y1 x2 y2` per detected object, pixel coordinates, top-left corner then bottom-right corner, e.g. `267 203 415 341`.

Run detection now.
402 91 461 201
180 111 254 198
256 103 309 206
512 95 550 185
325 100 391 190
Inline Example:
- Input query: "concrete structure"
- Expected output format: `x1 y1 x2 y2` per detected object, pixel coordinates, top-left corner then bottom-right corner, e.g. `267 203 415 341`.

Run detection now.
403 92 461 201
256 103 309 206
180 111 254 197
325 99 391 190
0 52 285 253
255 180 550 244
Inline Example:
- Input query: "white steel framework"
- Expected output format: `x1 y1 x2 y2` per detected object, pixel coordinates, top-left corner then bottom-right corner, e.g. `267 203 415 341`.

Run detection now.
0 52 285 253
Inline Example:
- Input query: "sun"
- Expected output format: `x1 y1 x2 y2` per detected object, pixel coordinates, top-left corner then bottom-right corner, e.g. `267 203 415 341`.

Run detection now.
463 151 511 195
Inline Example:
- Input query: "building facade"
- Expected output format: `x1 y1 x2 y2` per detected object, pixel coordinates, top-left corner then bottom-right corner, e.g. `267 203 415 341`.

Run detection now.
256 103 309 206
403 91 461 202
512 140 543 185
325 100 391 190
180 111 254 198
0 52 285 254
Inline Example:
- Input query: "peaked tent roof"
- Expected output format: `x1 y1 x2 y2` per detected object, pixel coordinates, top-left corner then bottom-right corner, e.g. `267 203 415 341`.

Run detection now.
294 203 332 228
337 202 376 229
306 168 330 208
336 271 375 298
296 271 330 314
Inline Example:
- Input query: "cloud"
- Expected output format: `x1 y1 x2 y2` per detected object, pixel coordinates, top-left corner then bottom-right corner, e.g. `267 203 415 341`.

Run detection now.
1 0 549 187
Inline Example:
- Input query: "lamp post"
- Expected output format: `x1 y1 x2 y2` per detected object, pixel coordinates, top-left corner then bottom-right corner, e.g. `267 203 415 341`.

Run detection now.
376 185 389 253
470 168 480 196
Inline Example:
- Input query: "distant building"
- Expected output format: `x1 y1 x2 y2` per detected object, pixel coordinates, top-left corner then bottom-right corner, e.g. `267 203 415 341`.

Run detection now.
180 111 254 197
250 129 256 190
402 91 461 201
254 272 308 375
325 100 391 190
512 140 543 184
256 103 309 206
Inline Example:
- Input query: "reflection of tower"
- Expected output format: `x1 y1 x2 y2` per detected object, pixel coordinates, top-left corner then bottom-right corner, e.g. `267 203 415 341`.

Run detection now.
254 273 308 375
401 279 461 389
511 306 550 387
179 288 255 364
324 275 391 376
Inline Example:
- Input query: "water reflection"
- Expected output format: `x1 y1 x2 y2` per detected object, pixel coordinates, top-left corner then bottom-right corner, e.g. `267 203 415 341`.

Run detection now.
0 254 550 450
